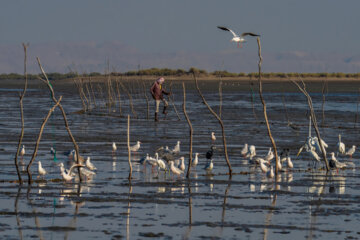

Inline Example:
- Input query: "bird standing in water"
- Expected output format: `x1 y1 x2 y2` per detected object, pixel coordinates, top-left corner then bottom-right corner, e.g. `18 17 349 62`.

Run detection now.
211 132 216 144
38 161 47 179
112 142 117 154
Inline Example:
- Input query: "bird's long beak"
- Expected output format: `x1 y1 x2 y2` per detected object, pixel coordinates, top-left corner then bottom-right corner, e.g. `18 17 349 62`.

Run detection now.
296 146 304 157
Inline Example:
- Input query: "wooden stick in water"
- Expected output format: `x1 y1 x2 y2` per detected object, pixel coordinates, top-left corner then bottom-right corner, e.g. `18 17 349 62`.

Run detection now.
182 82 193 178
26 96 62 183
256 37 280 176
14 43 29 184
36 57 83 183
127 115 132 180
169 80 181 121
193 73 232 175
291 77 330 171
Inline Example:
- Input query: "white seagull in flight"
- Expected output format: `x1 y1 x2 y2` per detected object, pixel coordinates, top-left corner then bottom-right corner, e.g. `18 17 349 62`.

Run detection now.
217 26 260 48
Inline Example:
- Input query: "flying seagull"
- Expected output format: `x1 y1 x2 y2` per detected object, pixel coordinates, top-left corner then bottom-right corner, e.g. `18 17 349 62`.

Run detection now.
217 26 260 48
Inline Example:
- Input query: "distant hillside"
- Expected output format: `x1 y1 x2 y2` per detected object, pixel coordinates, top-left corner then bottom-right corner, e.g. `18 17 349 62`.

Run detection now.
0 41 359 74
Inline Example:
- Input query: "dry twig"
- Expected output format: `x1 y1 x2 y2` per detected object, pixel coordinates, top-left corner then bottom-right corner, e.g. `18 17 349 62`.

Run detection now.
182 82 193 178
256 37 280 175
193 73 232 175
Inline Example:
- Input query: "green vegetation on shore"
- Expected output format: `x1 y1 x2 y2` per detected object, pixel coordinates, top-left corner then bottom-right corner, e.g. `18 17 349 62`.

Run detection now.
1 67 359 81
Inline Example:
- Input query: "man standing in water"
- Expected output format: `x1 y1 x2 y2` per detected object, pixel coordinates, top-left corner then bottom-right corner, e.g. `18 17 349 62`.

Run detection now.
150 77 170 122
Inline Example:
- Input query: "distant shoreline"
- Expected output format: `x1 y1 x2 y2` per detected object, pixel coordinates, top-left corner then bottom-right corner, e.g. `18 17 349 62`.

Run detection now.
1 75 360 89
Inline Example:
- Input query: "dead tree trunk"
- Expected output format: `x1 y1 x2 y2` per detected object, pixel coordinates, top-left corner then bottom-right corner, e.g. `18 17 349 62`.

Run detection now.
26 96 62 184
193 73 232 175
127 115 132 180
182 82 193 179
256 37 280 175
219 80 223 118
291 78 330 171
14 43 29 184
36 57 83 182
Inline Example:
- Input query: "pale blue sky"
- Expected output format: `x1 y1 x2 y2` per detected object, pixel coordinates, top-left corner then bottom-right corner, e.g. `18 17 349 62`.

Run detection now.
0 0 359 73
1 0 359 53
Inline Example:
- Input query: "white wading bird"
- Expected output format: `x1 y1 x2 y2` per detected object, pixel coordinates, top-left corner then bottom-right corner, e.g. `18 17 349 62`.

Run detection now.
112 142 117 152
329 152 347 170
264 147 274 162
20 145 25 157
246 145 256 160
337 134 345 156
241 143 248 157
172 141 181 154
130 141 141 152
38 161 47 178
211 132 216 142
85 157 96 170
345 145 356 158
204 159 214 171
192 153 199 167
169 161 184 176
266 166 274 178
59 163 84 182
217 26 260 48
178 157 186 171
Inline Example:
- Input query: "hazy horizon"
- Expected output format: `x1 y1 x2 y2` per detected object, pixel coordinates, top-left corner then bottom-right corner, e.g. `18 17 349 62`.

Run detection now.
1 1 359 73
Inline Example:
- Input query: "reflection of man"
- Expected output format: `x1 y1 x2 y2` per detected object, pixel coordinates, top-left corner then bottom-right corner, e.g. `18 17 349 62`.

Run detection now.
150 77 170 122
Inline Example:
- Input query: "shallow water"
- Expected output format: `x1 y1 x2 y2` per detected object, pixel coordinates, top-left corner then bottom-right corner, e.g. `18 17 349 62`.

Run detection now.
1 80 360 239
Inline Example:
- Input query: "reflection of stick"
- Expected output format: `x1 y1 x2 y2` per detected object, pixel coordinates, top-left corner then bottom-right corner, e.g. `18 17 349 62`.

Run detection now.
188 182 192 225
27 96 62 183
263 194 277 240
194 73 232 175
127 115 132 180
257 37 279 175
15 43 29 184
27 186 45 240
15 187 23 240
182 82 193 179
126 184 133 240
221 177 231 224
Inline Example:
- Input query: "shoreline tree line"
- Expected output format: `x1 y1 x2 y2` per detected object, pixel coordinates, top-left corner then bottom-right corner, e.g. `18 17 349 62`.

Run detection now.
0 67 359 81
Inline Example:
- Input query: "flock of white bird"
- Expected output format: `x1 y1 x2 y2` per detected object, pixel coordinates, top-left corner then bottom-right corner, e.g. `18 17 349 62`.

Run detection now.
135 138 215 177
19 124 355 182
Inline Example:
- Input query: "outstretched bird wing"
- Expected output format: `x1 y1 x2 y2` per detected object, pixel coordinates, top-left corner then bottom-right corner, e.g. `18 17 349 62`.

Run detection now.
68 164 85 175
217 26 238 37
241 32 260 37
